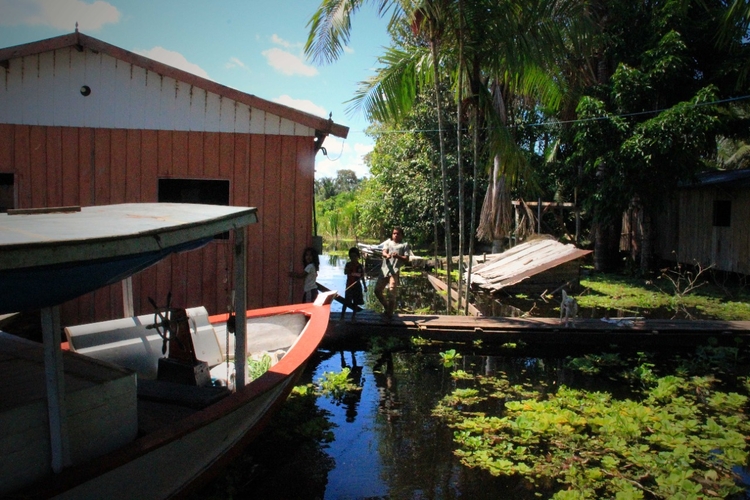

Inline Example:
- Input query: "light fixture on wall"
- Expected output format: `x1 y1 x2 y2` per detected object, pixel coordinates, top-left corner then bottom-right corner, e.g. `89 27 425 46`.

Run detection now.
80 85 91 96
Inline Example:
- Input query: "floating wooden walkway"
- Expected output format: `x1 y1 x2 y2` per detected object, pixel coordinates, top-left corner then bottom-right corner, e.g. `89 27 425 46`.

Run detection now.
325 311 750 350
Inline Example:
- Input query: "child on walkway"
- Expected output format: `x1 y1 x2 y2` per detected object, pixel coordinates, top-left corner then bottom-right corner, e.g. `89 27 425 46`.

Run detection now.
289 247 319 303
341 247 367 322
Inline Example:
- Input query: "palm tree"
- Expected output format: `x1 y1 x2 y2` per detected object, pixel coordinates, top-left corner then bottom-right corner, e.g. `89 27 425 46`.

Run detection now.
306 0 595 312
306 0 458 313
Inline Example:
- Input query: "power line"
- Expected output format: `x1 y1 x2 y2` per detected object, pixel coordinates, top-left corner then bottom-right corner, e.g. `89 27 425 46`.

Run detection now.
344 94 750 136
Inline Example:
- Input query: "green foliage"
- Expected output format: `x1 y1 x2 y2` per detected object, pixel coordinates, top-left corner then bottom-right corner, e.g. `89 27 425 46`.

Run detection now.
579 271 750 321
436 366 750 499
247 353 272 381
439 348 462 367
316 367 362 400
565 353 627 376
316 189 361 241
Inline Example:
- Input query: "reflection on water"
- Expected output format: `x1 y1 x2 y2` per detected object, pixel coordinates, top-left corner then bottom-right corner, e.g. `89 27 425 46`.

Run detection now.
189 253 750 499
317 252 447 316
193 340 750 499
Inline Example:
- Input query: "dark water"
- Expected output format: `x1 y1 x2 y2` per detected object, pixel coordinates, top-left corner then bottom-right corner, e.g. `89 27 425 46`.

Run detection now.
195 344 750 499
190 255 750 499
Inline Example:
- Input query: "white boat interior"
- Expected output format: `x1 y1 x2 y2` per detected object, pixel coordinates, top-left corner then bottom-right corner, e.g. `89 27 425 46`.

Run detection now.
0 331 137 494
0 309 310 496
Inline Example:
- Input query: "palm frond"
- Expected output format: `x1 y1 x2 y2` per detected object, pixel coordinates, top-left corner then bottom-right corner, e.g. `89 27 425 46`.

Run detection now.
347 45 431 123
305 0 365 65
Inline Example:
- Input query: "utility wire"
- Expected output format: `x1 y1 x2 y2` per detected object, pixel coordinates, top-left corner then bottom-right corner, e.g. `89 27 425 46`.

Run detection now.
343 94 750 136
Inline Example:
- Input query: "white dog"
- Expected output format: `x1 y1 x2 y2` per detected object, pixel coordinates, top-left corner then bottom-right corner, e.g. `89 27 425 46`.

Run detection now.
560 289 578 326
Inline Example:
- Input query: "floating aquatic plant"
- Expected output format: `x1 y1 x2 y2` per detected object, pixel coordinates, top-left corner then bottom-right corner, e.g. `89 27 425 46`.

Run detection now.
440 348 462 368
433 349 750 499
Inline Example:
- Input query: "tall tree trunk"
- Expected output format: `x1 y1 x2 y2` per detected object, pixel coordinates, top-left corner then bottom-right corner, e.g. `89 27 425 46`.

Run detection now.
456 0 465 313
431 37 453 313
593 218 622 271
465 91 479 315
477 81 512 251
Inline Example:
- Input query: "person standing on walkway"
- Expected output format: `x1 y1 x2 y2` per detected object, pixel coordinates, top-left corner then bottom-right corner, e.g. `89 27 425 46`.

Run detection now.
289 247 319 303
375 227 412 319
341 247 367 323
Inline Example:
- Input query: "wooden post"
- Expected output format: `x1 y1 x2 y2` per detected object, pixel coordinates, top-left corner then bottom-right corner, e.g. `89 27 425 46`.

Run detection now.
233 227 247 389
122 277 134 317
537 197 541 234
41 306 70 472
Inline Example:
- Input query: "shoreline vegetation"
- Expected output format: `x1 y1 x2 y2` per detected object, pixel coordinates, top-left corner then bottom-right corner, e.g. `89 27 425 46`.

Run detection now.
323 244 750 322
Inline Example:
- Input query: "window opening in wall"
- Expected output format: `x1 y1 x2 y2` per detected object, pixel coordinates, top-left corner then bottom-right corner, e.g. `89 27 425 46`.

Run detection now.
0 174 14 213
712 199 731 227
158 178 231 238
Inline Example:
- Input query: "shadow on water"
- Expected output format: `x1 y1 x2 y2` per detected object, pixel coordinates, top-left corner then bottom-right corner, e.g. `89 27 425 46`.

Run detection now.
189 254 750 499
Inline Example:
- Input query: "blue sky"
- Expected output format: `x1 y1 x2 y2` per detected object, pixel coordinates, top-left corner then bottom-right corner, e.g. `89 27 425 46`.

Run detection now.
0 0 393 179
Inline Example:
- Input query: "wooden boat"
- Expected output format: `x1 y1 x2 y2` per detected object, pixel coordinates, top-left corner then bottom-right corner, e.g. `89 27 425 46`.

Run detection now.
0 203 335 499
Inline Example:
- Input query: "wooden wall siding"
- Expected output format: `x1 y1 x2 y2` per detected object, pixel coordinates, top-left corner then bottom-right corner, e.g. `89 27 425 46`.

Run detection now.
0 48 315 137
654 186 750 275
0 124 315 325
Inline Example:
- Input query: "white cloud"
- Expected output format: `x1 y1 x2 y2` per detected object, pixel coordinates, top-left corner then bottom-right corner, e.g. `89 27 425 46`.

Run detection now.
226 56 249 71
315 137 371 179
354 142 374 157
0 0 120 30
136 46 211 80
270 34 299 50
273 95 327 117
262 47 318 77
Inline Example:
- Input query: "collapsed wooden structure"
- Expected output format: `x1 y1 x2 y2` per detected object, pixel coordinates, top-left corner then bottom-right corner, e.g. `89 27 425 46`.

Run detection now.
468 238 592 296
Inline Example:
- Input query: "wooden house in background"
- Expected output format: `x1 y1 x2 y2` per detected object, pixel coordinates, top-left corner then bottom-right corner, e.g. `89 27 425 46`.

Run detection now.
652 169 750 275
0 30 348 325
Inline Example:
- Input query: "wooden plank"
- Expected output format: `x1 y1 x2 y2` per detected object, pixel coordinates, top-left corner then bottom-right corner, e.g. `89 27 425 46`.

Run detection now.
45 127 63 206
137 129 159 315
201 132 220 313
263 135 282 306
295 136 314 247
0 124 14 179
110 128 126 204
157 129 172 177
246 134 263 309
471 240 590 293
125 129 141 202
140 129 158 201
14 125 31 208
94 128 111 204
188 131 204 177
218 132 234 181
327 311 750 344
172 131 189 177
212 133 235 315
78 128 94 206
279 135 296 305
29 126 46 207
426 274 482 316
61 127 79 207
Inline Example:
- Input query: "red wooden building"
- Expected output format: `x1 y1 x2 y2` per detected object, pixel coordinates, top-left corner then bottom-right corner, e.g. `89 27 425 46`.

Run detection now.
0 30 348 325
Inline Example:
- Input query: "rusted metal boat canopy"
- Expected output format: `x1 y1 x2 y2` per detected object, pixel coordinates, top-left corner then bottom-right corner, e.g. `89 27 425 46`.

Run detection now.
469 238 591 293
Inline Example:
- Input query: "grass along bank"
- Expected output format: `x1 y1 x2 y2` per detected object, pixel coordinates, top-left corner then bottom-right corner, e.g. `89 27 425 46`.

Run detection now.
578 267 750 321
